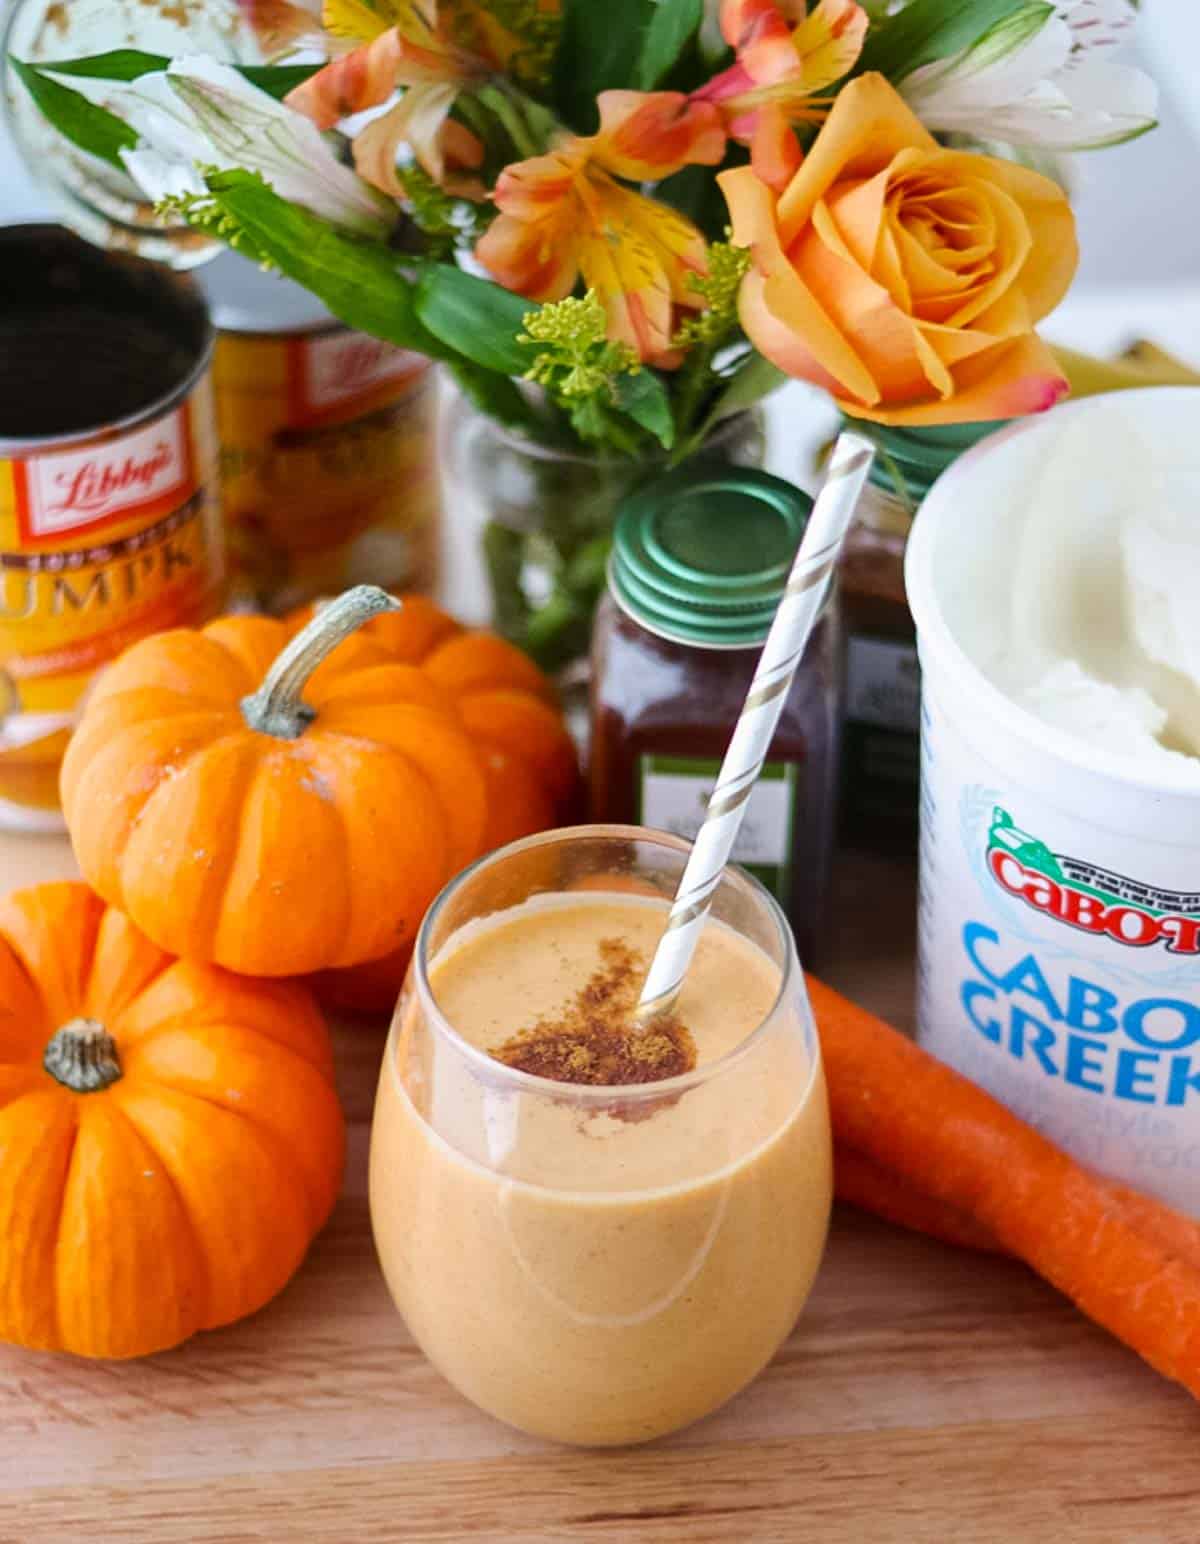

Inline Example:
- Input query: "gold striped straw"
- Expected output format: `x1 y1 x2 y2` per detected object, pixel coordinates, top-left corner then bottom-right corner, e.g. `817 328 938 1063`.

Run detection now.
634 431 876 1027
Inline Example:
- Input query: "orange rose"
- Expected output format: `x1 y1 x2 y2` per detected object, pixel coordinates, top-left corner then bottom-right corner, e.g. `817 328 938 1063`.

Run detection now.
719 73 1078 425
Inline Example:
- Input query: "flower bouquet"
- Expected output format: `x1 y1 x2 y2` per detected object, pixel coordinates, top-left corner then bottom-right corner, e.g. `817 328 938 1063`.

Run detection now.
8 0 1156 664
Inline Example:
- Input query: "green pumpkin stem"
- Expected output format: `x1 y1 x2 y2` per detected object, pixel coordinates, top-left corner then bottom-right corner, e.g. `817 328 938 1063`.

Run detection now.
44 1019 122 1093
241 585 401 740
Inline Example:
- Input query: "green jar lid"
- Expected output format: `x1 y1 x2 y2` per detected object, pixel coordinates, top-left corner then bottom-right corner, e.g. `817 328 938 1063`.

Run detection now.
610 467 813 648
863 420 1009 502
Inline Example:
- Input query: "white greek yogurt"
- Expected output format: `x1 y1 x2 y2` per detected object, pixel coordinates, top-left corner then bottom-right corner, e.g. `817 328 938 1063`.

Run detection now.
907 389 1200 1215
976 404 1200 779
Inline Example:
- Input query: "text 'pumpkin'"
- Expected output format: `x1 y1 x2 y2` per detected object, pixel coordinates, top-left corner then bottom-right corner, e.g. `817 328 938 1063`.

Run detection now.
61 588 579 978
0 883 344 1359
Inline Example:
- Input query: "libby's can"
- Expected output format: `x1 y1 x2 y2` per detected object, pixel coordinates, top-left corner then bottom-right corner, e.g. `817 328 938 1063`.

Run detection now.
0 225 224 832
199 253 441 613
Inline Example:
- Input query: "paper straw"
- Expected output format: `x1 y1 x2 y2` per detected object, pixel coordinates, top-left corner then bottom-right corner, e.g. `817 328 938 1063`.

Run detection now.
635 431 876 1025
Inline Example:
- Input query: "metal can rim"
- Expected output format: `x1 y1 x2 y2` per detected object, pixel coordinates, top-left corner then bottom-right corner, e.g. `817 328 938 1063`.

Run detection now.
0 221 216 457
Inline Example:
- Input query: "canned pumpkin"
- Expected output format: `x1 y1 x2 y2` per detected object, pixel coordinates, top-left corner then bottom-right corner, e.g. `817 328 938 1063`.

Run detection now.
0 226 224 830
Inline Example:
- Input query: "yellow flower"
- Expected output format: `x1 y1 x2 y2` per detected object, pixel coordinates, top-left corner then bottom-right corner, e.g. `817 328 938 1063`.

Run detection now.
694 0 868 190
476 92 726 366
248 0 557 194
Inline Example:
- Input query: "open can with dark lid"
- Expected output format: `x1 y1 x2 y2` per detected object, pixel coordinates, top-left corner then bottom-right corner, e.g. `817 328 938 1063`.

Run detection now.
0 223 225 831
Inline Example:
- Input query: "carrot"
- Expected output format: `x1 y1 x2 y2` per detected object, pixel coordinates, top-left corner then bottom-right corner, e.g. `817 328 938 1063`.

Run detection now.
809 972 1200 1399
835 1143 1000 1254
1100 1177 1200 1277
838 1145 1200 1274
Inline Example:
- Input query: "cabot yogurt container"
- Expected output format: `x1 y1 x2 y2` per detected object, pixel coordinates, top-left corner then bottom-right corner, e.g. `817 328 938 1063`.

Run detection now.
906 388 1200 1215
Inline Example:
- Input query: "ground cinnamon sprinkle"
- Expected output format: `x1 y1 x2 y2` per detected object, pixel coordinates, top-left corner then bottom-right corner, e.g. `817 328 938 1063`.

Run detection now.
490 938 697 1086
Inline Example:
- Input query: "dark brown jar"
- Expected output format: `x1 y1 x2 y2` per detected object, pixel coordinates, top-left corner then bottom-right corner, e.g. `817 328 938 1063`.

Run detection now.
589 467 842 966
839 420 1006 852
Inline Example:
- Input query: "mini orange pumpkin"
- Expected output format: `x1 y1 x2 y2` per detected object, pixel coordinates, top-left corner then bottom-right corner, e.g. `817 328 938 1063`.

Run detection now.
0 882 344 1359
61 588 579 978
302 593 582 1018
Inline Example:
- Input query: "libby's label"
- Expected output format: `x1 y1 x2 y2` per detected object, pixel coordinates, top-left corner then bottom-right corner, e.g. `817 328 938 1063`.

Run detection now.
917 679 1200 1213
0 386 224 794
638 753 799 906
13 412 192 543
288 331 427 421
214 327 439 611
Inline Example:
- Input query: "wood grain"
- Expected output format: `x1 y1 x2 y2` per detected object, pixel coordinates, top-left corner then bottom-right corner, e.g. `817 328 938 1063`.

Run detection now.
1 831 1197 1543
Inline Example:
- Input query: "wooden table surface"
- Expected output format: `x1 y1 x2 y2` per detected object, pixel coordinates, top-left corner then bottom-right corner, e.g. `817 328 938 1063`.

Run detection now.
1 831 1197 1544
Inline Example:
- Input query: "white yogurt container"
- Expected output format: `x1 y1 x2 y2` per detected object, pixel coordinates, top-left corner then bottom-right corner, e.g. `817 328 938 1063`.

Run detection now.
906 388 1200 1215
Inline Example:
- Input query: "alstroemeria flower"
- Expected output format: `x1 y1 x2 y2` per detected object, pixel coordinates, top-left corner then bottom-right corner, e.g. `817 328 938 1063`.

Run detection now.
694 0 868 191
256 0 550 195
721 74 1078 425
236 0 327 58
900 0 1158 151
475 92 725 366
111 56 393 236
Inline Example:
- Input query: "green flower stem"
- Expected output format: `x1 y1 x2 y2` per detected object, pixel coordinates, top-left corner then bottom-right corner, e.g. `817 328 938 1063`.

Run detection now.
454 92 493 145
671 342 720 461
477 83 543 161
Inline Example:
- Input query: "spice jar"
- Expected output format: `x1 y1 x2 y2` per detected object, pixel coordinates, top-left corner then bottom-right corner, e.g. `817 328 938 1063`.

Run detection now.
589 468 842 964
839 420 1004 852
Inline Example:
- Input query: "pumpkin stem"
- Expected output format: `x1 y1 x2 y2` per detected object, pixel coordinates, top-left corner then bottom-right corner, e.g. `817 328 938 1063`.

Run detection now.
240 585 401 740
44 1019 122 1093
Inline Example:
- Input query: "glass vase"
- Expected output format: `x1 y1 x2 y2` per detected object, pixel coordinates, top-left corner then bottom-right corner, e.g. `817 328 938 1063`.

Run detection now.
438 388 766 681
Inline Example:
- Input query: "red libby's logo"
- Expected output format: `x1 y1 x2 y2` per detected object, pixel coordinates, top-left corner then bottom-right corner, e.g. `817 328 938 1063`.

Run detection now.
14 410 193 543
290 330 425 420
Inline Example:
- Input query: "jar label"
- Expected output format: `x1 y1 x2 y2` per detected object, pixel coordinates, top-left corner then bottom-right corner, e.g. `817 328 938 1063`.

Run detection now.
637 754 798 904
841 633 921 840
288 332 427 421
846 634 921 733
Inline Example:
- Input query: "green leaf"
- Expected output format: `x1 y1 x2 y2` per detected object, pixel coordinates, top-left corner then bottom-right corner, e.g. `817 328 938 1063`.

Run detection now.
24 50 320 99
235 63 323 99
552 0 657 132
203 169 449 357
24 48 169 81
613 370 675 449
9 56 137 169
415 266 534 375
856 0 1047 82
524 587 592 672
637 0 703 89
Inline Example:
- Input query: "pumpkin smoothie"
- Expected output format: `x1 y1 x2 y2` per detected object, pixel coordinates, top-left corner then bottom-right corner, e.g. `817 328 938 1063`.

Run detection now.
370 890 831 1446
